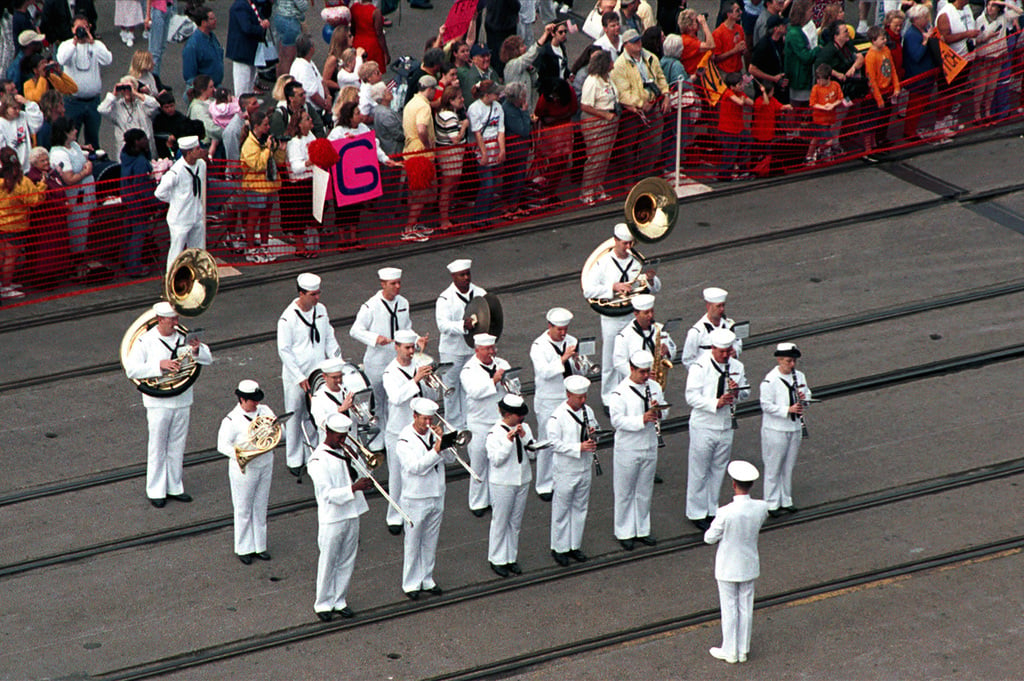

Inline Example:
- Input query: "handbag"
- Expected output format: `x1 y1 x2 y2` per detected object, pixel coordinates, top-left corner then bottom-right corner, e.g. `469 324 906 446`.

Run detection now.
167 14 195 43
582 5 603 39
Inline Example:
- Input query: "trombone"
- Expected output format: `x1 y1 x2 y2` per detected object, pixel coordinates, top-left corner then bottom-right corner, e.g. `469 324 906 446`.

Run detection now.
433 414 483 482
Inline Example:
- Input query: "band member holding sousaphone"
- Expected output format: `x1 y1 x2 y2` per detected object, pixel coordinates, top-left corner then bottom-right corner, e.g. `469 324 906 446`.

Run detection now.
309 357 356 444
682 287 743 370
123 301 212 508
611 294 676 391
461 333 512 516
485 395 536 578
217 380 278 564
277 273 342 476
435 258 487 430
759 342 812 518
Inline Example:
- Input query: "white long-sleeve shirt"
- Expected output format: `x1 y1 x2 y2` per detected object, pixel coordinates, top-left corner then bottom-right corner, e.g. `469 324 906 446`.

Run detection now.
123 325 213 409
530 330 578 402
395 423 449 499
548 400 597 477
581 248 661 301
486 421 534 486
307 444 368 523
277 300 342 386
383 358 423 436
435 282 487 357
350 291 412 368
612 321 676 378
685 352 749 431
682 313 743 370
97 92 159 153
0 103 43 172
154 156 206 230
217 403 277 458
760 367 811 433
56 39 112 98
460 355 511 427
286 131 315 180
608 376 663 453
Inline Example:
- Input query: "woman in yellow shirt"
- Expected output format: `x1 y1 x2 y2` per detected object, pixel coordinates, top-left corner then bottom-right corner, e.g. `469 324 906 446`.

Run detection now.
240 109 285 264
0 147 45 300
22 55 78 103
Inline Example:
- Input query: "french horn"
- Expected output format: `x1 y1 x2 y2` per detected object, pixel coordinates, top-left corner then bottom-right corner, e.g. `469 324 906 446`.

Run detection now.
235 413 289 472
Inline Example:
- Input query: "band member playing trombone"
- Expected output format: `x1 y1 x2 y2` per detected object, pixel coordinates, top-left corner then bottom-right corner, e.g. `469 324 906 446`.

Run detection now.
435 258 487 430
395 398 453 599
309 358 355 443
486 395 536 577
529 307 578 502
278 273 342 475
581 223 661 409
612 294 676 388
759 343 811 518
685 328 749 531
383 329 432 535
217 380 277 564
124 301 212 508
682 287 742 370
307 413 374 621
461 333 512 516
608 350 666 550
548 375 598 566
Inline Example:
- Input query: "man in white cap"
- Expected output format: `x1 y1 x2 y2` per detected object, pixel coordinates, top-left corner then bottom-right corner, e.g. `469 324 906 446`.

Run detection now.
124 301 213 507
612 293 676 389
307 412 374 621
435 259 487 430
581 223 661 409
154 134 207 274
277 273 342 476
607 349 666 550
682 287 742 370
485 394 536 577
685 327 749 531
704 460 769 664
529 307 579 501
395 397 453 599
217 379 277 564
382 328 432 534
309 357 355 443
759 342 811 518
547 375 598 566
460 332 512 516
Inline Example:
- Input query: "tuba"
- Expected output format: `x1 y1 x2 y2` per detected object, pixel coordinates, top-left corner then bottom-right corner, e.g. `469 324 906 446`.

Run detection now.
650 322 673 390
235 413 287 472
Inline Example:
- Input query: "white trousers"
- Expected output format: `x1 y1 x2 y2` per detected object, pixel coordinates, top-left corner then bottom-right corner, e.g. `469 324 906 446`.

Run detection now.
145 404 189 499
314 517 359 613
686 426 733 520
488 482 528 564
717 579 756 660
439 351 473 429
384 429 404 527
228 453 273 555
401 494 444 593
165 221 205 273
761 428 801 510
600 314 632 405
364 358 389 448
466 420 491 511
550 467 591 552
232 61 257 95
532 396 562 494
282 379 316 468
612 447 657 540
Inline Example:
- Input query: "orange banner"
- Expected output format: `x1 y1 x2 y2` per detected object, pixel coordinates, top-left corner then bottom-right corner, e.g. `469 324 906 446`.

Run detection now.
932 29 969 84
696 52 728 107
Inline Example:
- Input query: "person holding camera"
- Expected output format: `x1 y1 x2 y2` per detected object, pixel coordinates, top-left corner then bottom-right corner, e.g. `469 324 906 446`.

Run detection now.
98 77 160 155
22 53 79 104
56 14 111 150
0 93 44 173
240 109 285 263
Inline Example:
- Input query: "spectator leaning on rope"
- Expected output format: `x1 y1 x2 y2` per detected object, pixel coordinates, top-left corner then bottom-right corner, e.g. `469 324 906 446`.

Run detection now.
240 108 285 263
0 146 45 300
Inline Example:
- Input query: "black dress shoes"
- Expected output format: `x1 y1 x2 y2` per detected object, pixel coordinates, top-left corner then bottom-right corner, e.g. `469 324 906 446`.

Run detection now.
288 466 303 477
167 493 192 503
387 524 403 535
567 549 588 562
619 538 635 551
422 585 443 595
691 518 711 531
551 550 570 566
537 492 553 502
253 551 272 561
237 554 253 565
316 611 335 622
637 535 657 546
783 505 799 514
150 498 166 508
506 562 522 575
768 508 785 518
653 473 664 484
405 590 420 600
471 507 487 517
490 562 510 577
336 606 355 618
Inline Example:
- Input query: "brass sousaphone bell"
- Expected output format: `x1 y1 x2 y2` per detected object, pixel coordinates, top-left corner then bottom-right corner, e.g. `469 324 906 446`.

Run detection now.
462 293 504 347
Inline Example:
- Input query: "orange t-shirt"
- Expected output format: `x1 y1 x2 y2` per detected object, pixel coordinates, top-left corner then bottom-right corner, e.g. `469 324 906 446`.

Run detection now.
809 81 843 126
712 22 745 74
752 96 784 142
681 34 705 76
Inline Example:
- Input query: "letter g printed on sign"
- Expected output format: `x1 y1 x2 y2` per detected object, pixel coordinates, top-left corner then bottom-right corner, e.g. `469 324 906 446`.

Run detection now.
330 132 384 207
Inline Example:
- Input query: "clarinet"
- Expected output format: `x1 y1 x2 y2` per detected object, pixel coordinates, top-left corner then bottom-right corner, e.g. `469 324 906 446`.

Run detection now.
724 359 738 430
582 408 602 476
793 372 809 439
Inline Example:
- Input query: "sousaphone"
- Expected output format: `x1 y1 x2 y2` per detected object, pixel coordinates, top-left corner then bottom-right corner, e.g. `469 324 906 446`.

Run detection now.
462 293 504 347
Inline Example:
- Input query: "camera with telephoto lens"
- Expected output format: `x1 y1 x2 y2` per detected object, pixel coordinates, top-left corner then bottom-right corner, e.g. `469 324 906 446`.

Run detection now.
75 26 88 40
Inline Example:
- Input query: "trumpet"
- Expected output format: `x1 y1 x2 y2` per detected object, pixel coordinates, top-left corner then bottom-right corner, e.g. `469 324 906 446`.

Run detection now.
500 367 523 396
571 337 602 380
336 435 414 526
433 415 482 482
413 351 455 397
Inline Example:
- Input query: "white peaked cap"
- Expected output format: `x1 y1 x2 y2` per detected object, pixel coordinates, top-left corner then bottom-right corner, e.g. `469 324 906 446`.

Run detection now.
447 259 472 273
709 328 736 349
297 272 321 291
474 333 497 347
319 357 345 373
564 375 591 394
378 267 402 281
394 329 419 344
412 397 439 415
632 294 655 311
546 307 573 326
177 136 199 150
325 412 353 433
630 350 654 369
703 286 728 303
727 460 759 482
153 301 176 317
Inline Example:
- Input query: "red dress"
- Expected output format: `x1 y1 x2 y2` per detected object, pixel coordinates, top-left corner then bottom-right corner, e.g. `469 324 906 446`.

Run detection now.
350 2 386 69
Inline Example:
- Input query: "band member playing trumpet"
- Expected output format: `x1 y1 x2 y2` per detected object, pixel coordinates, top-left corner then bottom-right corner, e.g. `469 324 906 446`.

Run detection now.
529 307 579 502
581 223 661 409
307 413 374 622
612 294 676 389
685 328 749 531
435 258 487 430
124 301 212 508
395 398 453 599
548 375 598 566
608 350 666 550
217 380 277 564
759 343 811 518
309 358 355 443
682 287 742 370
460 333 512 516
382 329 432 535
486 395 536 578
277 273 342 475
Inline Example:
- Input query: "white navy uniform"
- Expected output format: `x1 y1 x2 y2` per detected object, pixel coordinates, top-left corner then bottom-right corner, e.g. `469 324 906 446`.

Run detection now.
759 367 811 511
217 403 276 556
307 443 368 615
529 329 577 495
682 314 742 370
382 358 424 527
548 400 597 553
435 282 487 428
704 494 769 662
153 155 207 273
350 291 413 439
581 250 661 405
486 421 534 565
460 355 511 511
396 424 451 594
309 383 356 443
607 375 664 540
278 300 342 467
685 353 749 520
124 327 212 500
612 321 677 389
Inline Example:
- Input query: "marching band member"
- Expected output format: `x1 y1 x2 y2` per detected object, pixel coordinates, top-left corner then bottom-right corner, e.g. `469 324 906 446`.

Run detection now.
611 293 676 389
153 134 206 273
395 398 452 599
277 273 342 476
307 413 374 622
581 223 661 409
382 329 432 535
309 357 355 443
685 328 749 531
529 306 578 502
435 258 487 430
759 342 811 518
548 375 597 566
607 350 665 550
124 301 212 507
486 395 535 577
460 332 512 516
217 380 276 564
682 287 742 370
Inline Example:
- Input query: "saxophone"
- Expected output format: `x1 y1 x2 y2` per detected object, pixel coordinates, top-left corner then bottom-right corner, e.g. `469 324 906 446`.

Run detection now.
650 322 673 390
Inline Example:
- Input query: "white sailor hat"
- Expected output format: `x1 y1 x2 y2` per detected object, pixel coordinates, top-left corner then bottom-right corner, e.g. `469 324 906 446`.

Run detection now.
632 294 655 311
630 349 654 369
447 259 472 273
564 375 591 394
178 135 200 151
378 267 402 281
319 357 345 374
325 412 353 433
703 287 728 304
774 342 801 358
412 397 438 415
235 379 264 401
153 301 176 317
727 460 760 482
709 328 736 349
546 307 573 326
613 222 633 241
297 272 321 291
394 329 419 344
499 394 529 415
474 333 497 347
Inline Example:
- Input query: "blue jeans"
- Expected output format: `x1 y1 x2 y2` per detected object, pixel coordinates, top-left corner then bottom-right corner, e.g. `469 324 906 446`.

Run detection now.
271 15 302 46
148 4 174 77
64 96 101 150
474 162 501 219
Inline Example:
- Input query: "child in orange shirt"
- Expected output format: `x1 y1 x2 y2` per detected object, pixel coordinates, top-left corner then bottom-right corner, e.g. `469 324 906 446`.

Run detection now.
807 63 846 165
717 72 753 180
752 79 793 171
864 25 901 152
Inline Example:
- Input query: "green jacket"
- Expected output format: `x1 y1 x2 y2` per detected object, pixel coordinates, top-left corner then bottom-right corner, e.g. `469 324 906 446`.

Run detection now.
783 25 818 92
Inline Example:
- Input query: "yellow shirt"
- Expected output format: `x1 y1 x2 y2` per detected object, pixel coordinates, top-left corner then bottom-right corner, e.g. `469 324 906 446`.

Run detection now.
240 132 285 194
0 176 45 234
402 93 435 156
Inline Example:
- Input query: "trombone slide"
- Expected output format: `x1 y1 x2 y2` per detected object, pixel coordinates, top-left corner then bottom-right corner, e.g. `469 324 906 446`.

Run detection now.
348 453 415 527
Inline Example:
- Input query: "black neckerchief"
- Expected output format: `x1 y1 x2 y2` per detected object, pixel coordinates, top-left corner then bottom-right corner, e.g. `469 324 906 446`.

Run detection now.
632 321 655 353
294 307 320 344
780 373 798 421
549 340 572 377
158 332 183 359
501 423 523 463
398 365 423 397
628 384 650 412
381 297 399 339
